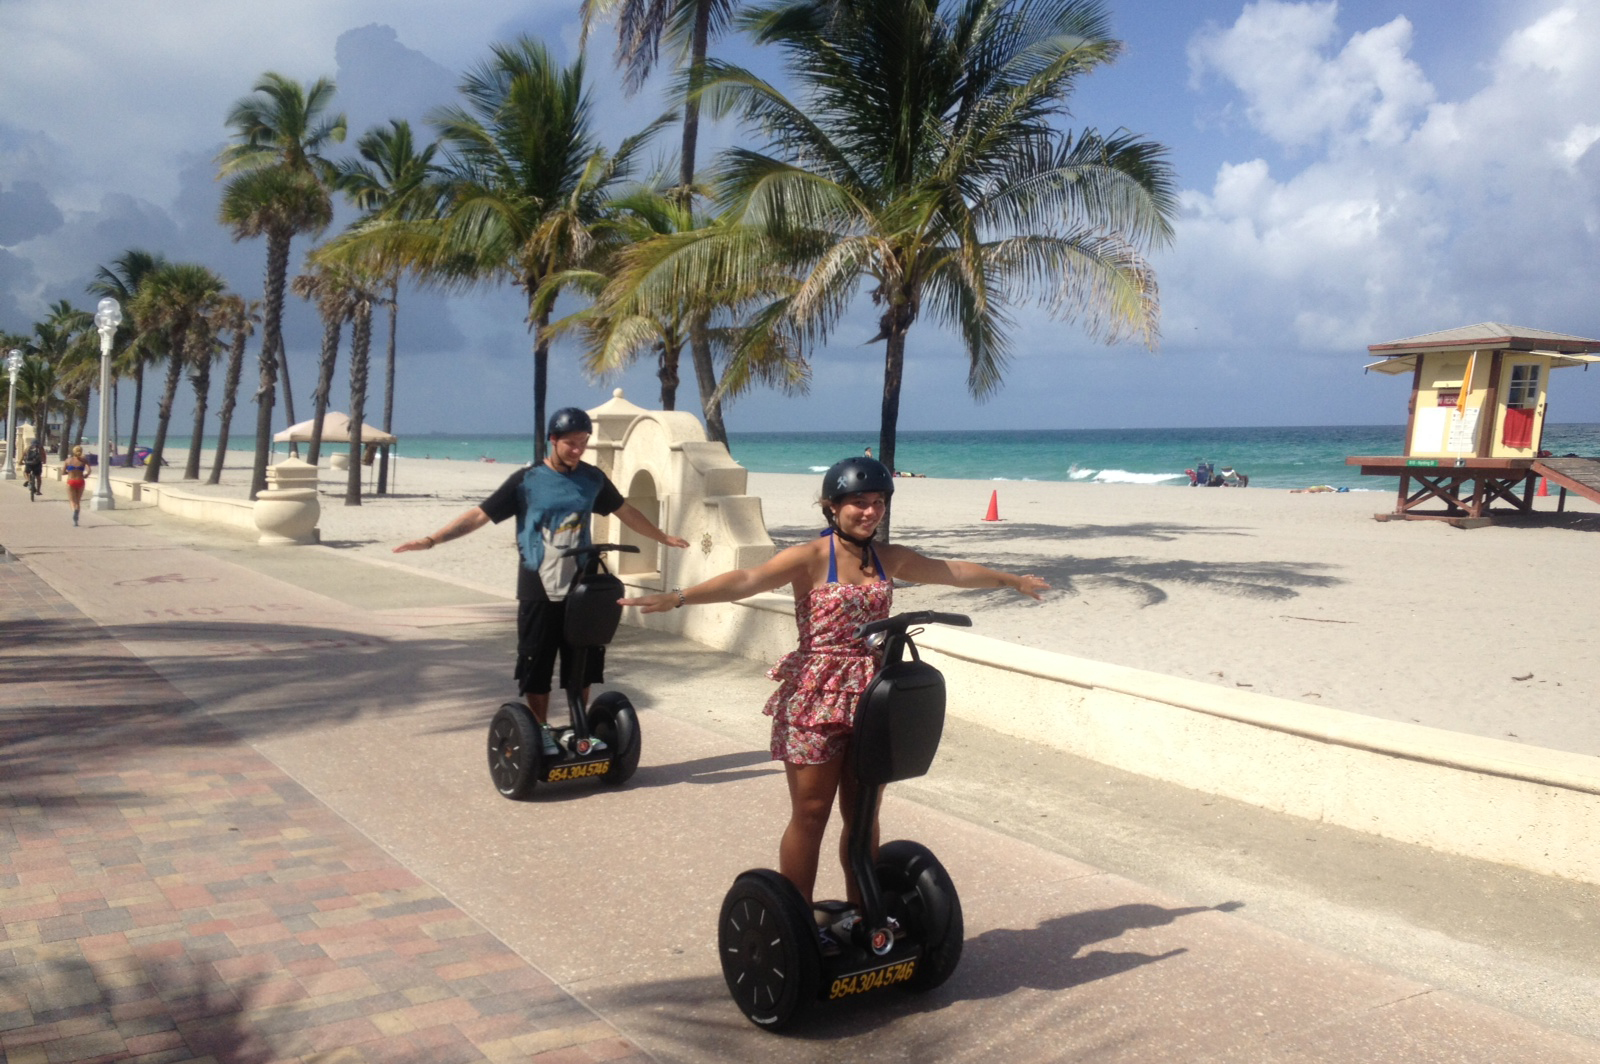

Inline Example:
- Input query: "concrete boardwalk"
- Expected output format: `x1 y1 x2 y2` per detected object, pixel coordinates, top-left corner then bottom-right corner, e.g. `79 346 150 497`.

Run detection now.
2 482 1598 1064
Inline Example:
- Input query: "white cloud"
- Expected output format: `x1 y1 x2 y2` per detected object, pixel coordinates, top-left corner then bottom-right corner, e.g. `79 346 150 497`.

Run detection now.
1188 0 1434 152
1172 0 1600 359
0 1 575 210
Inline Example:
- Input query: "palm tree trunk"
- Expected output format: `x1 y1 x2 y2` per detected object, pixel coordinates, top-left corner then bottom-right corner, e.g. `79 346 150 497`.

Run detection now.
250 227 291 499
125 361 145 466
146 343 186 484
877 326 909 542
658 338 680 411
377 279 397 495
679 0 710 195
184 360 211 480
690 312 726 444
657 0 713 414
531 297 550 462
345 301 372 506
308 312 342 466
278 334 299 458
209 326 246 485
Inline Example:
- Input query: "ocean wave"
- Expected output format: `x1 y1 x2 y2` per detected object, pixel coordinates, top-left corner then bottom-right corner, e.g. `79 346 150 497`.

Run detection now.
1093 469 1187 485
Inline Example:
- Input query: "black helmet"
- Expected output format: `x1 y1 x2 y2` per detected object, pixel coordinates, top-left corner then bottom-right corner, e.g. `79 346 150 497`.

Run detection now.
547 407 592 438
821 456 894 501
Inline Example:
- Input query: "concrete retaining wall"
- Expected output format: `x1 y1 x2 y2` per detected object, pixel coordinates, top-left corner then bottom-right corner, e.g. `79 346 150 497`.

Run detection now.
108 478 257 531
625 592 1600 887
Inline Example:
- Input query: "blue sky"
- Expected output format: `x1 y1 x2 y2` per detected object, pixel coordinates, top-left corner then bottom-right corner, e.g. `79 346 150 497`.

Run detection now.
3 0 1599 436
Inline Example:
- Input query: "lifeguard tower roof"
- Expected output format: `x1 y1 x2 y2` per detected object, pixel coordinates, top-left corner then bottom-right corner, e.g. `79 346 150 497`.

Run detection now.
1368 322 1600 356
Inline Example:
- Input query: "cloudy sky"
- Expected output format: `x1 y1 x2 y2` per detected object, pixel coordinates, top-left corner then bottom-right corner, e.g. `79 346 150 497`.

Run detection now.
4 0 1600 437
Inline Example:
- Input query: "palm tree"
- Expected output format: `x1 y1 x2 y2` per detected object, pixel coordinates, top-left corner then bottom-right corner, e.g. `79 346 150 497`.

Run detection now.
129 263 228 483
540 184 695 409
701 0 1176 505
14 353 59 449
90 249 169 467
581 0 743 437
290 262 356 465
22 312 78 453
324 37 659 461
549 185 810 411
342 279 383 506
208 296 259 485
217 72 346 497
334 120 439 493
182 305 227 481
38 302 94 458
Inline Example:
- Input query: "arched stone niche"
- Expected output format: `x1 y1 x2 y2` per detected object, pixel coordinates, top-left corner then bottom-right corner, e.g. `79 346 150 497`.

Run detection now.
584 389 777 645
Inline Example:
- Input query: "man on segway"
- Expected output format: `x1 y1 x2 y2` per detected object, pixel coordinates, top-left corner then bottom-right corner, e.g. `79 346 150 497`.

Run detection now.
394 407 688 755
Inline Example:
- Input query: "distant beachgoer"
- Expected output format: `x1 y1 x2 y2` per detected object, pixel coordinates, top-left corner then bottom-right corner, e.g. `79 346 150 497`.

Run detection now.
620 456 1047 923
864 446 872 458
64 445 89 524
393 407 688 757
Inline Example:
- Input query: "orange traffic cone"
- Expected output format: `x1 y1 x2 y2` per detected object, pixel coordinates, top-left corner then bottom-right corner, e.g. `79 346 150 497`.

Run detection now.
1538 477 1549 497
982 490 1000 522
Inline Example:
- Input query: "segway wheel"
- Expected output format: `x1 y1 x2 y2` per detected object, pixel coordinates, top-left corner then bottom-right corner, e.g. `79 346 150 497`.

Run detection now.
876 840 963 991
587 691 641 786
487 703 542 800
718 870 819 1031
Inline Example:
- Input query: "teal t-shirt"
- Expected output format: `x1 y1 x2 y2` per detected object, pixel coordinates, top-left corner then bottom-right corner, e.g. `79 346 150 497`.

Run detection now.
481 462 623 601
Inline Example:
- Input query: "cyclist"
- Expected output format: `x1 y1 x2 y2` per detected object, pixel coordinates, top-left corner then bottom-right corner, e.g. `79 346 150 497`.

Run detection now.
21 439 44 498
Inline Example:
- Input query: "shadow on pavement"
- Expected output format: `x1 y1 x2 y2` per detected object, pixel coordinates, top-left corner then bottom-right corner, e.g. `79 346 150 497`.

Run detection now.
768 520 1256 548
628 749 781 789
958 901 1240 1000
763 524 1343 609
589 901 1242 1055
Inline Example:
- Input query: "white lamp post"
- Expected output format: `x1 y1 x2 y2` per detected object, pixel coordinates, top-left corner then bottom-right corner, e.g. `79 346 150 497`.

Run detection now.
3 349 22 481
91 298 122 510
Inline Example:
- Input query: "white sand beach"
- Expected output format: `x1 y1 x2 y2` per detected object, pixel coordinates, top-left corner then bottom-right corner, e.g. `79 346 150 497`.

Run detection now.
103 447 1600 758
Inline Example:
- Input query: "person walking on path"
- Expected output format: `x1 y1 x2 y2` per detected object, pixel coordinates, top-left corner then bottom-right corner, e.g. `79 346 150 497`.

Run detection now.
622 456 1048 916
63 445 89 524
394 407 689 755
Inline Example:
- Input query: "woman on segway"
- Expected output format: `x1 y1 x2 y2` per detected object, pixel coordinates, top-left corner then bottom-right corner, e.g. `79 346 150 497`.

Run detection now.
623 457 1047 920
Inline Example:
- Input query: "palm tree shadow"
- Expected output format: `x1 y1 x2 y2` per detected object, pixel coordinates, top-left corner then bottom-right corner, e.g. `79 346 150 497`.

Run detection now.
763 524 1341 607
956 900 1243 1000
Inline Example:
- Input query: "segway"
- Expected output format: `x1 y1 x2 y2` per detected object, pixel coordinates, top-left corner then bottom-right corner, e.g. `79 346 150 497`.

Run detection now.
718 610 971 1030
487 544 643 799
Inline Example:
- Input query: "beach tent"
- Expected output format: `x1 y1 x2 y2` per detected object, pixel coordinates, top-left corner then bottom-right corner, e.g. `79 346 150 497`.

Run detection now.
273 411 396 445
273 412 400 492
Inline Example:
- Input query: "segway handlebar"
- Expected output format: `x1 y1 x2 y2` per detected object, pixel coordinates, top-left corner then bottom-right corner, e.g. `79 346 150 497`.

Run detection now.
558 543 641 559
856 610 971 640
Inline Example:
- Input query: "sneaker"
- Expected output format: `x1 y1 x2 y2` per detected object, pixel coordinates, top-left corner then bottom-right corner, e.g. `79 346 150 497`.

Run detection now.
816 925 840 954
539 725 561 758
829 912 861 940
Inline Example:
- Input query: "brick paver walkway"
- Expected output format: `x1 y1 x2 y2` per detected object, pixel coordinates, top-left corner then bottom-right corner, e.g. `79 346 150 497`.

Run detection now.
0 559 651 1064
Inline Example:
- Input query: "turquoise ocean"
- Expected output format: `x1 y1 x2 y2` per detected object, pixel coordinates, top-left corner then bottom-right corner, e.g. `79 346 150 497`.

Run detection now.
368 423 1600 492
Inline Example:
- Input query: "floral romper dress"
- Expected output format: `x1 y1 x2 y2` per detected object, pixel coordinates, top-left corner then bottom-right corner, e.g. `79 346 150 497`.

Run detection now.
763 535 891 765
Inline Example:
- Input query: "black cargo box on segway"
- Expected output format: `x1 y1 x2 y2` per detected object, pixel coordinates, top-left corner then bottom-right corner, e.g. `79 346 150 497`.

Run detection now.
487 544 643 799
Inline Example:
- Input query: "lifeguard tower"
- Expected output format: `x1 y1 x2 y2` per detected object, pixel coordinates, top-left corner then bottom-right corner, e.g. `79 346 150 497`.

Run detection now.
1347 323 1600 523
